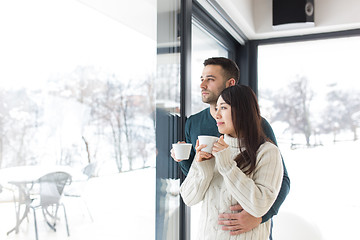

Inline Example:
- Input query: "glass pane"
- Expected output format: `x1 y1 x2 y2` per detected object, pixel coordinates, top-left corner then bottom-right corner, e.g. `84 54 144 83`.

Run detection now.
190 21 229 239
156 0 181 239
258 37 360 240
0 0 156 239
191 21 228 115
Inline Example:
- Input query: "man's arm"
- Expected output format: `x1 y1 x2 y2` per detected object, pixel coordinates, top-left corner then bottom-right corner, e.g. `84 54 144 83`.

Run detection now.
178 155 192 176
260 117 290 222
177 117 194 176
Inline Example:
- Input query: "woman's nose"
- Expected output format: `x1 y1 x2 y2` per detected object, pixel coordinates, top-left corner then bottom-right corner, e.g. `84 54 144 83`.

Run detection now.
215 110 221 119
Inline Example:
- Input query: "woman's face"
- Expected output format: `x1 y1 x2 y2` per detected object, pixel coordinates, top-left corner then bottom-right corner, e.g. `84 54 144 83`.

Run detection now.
215 95 236 137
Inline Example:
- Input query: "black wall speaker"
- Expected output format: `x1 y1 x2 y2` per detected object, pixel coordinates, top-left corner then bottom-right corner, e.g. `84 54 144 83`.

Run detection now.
273 0 314 29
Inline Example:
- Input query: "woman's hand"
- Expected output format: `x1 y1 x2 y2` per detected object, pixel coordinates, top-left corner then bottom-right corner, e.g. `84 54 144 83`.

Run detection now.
212 135 228 153
195 139 213 162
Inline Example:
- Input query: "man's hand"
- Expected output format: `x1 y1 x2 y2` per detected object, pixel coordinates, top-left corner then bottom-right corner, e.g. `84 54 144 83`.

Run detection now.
170 141 185 162
218 204 262 235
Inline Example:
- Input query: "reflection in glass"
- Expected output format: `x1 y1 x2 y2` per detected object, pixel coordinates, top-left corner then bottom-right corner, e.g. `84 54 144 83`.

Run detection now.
258 37 360 240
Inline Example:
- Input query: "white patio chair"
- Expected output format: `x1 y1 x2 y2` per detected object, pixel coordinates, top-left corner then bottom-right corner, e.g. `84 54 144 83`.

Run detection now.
30 171 71 240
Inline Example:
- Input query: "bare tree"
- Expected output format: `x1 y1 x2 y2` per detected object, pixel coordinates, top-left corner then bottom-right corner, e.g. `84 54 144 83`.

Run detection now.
124 76 156 170
322 88 360 141
272 75 314 146
0 89 39 167
90 79 126 172
120 87 134 171
156 64 180 106
49 66 155 172
82 136 91 164
48 66 106 166
142 75 156 128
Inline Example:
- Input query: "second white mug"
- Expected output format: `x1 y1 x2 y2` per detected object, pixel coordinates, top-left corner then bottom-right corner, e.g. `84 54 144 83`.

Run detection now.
172 143 192 160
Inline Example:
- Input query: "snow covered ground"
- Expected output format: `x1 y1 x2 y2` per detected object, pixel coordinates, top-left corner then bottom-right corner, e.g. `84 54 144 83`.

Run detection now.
272 139 360 240
1 139 359 240
0 168 156 240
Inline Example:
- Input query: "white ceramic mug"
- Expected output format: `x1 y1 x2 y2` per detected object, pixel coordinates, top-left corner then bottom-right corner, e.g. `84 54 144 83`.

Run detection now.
198 135 218 153
172 143 192 160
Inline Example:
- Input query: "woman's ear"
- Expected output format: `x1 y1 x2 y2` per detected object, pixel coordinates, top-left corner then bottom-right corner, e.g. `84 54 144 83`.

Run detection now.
226 78 236 87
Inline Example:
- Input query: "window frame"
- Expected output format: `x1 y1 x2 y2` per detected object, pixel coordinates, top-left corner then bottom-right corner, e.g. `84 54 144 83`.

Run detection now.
177 1 243 240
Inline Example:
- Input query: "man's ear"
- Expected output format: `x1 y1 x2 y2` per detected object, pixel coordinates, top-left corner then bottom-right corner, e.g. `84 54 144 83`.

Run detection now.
226 78 236 87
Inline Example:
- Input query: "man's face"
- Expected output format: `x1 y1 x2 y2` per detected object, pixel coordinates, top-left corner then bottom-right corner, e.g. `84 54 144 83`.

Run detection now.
200 65 227 104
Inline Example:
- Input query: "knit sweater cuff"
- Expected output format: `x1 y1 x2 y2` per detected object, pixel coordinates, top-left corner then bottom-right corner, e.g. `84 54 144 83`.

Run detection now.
213 148 235 172
195 157 215 177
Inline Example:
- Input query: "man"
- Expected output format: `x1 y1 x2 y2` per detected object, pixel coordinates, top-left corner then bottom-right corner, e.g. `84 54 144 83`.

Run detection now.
171 57 290 239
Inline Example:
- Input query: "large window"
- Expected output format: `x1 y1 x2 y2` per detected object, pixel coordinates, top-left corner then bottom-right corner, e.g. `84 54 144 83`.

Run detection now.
191 20 228 115
258 36 360 240
0 0 156 239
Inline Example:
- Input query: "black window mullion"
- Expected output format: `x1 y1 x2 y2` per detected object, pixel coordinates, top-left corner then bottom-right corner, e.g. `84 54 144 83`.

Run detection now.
179 0 192 240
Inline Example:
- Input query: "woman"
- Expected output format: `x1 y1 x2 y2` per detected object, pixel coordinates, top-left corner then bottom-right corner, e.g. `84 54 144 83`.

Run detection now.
180 85 283 239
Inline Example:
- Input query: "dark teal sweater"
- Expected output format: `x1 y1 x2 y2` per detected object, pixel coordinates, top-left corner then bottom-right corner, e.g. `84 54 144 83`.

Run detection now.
179 108 290 223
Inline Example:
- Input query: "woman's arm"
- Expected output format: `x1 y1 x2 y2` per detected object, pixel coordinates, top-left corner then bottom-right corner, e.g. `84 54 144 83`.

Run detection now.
179 155 215 206
214 143 283 218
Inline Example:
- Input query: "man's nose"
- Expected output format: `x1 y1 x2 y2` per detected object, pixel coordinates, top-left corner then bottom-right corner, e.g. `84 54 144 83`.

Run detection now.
200 80 207 89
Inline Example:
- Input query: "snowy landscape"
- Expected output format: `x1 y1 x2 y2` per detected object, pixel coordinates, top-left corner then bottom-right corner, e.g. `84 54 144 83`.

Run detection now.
0 130 359 240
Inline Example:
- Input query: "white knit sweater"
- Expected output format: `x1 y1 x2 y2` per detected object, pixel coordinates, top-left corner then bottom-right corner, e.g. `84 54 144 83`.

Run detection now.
180 134 283 240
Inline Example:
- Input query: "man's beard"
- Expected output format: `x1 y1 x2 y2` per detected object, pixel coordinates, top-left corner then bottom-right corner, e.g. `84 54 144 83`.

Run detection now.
202 91 218 104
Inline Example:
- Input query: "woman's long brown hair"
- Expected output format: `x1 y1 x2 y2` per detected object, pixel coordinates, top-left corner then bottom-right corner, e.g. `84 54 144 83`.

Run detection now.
220 85 266 175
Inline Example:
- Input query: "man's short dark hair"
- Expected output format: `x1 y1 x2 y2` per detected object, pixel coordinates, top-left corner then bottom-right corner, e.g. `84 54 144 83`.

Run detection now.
203 57 240 83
